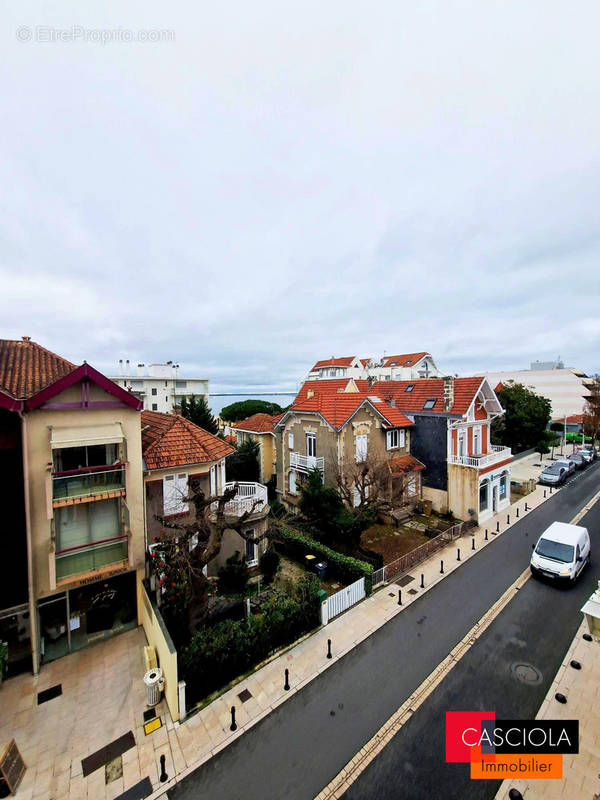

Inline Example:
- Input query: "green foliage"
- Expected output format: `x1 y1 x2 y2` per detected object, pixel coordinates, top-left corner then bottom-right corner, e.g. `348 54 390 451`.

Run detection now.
276 526 373 594
550 422 563 433
218 552 249 595
536 439 551 459
220 399 284 422
181 577 321 704
269 499 286 519
180 394 219 435
259 548 280 583
298 469 373 545
491 382 552 453
226 438 260 482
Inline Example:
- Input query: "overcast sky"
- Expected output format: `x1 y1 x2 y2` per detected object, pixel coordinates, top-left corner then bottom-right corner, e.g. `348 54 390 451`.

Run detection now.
2 1 599 393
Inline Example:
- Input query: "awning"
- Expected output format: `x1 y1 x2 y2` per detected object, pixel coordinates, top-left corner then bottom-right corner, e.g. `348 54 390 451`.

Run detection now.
50 423 124 449
388 455 426 476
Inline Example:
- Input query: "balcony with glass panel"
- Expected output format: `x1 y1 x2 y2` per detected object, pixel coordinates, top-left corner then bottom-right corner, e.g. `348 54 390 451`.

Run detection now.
52 464 126 505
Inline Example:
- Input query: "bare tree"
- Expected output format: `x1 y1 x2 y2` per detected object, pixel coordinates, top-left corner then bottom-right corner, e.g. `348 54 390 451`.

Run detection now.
335 454 413 518
149 478 265 636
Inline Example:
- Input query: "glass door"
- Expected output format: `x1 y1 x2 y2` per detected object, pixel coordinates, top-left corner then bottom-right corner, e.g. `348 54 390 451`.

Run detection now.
38 593 69 664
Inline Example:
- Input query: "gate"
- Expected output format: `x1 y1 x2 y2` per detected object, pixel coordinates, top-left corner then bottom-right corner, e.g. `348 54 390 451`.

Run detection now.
326 577 365 620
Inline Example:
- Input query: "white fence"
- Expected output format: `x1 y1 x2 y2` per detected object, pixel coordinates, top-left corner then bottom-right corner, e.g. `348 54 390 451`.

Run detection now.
326 577 365 621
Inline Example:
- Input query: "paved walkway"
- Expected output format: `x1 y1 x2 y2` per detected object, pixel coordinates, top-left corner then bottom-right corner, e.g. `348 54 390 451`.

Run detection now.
0 483 557 800
495 618 600 800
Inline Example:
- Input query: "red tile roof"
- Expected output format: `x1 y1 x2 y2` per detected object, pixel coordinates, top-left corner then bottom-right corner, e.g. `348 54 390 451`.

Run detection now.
294 378 358 404
311 356 358 370
0 338 75 399
232 413 277 434
381 352 428 368
289 394 413 430
141 411 234 470
389 455 426 475
371 377 484 417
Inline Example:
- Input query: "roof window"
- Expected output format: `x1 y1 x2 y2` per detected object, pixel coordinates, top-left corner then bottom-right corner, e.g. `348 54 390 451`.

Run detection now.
423 398 437 410
405 384 414 392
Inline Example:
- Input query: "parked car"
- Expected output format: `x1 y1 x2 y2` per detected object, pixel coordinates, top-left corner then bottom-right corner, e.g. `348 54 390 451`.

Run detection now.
568 453 586 470
530 521 590 584
539 465 567 486
578 445 597 462
553 457 575 476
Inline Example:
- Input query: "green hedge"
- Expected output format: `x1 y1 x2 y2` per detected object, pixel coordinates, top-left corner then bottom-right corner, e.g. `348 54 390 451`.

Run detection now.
277 526 373 595
181 575 321 707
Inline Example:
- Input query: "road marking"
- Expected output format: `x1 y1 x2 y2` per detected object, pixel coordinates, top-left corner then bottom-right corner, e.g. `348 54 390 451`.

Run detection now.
315 488 600 800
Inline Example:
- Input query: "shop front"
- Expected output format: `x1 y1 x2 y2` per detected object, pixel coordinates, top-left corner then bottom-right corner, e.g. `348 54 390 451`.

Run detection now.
478 466 511 523
37 570 138 665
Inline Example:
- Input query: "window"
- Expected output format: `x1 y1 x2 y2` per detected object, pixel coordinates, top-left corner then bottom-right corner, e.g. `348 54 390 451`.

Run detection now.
473 426 481 455
152 403 158 411
163 473 189 514
151 388 157 396
355 434 368 463
175 381 187 389
386 429 405 450
289 471 297 493
288 433 294 450
353 486 361 507
479 481 488 511
407 476 417 495
245 531 258 566
55 499 126 580
499 474 507 499
423 398 437 409
209 465 217 495
458 432 466 457
405 384 414 393
306 432 316 457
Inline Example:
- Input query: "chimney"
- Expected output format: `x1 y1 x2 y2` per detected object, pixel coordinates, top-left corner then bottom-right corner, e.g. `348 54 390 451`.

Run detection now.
443 376 454 412
118 359 123 376
137 362 145 377
22 336 31 342
125 359 130 376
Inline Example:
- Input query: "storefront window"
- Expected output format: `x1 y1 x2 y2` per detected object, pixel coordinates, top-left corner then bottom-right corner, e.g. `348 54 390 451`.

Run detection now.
479 481 488 511
0 606 32 677
499 474 507 499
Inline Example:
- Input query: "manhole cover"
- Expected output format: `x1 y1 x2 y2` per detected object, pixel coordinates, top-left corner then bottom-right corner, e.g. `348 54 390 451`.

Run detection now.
512 663 542 685
397 575 415 587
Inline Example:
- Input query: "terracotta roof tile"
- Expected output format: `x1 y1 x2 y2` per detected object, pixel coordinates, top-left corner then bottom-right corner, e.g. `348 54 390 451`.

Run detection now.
0 338 75 399
294 379 360 404
141 411 234 470
232 413 277 434
381 352 429 368
370 377 484 416
389 455 426 475
311 356 358 370
289 394 413 430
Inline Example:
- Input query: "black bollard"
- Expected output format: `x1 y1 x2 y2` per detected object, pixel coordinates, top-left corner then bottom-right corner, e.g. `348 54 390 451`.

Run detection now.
159 754 168 782
284 668 290 690
508 789 524 800
471 537 475 551
420 573 425 589
230 705 237 731
583 633 593 642
496 521 500 533
507 514 510 525
327 638 332 659
440 560 444 574
484 529 488 541
398 590 402 606
457 548 461 561
516 507 519 518
525 502 529 511
544 490 547 498
570 660 582 671
555 693 567 704
550 487 553 494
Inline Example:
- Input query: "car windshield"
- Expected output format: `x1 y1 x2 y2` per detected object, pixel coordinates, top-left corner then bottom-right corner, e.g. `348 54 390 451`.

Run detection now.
535 539 574 563
543 466 562 475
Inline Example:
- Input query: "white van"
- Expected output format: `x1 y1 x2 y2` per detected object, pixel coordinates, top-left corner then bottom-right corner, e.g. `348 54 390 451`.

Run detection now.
530 521 591 584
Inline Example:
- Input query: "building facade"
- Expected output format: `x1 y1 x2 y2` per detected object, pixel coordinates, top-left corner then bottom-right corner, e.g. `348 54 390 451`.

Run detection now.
230 413 279 485
111 361 209 414
307 352 442 382
0 338 145 676
142 411 270 574
482 367 593 420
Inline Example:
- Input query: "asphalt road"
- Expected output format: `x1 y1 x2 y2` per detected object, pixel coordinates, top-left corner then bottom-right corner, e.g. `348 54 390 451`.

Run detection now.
344 476 600 800
171 461 600 800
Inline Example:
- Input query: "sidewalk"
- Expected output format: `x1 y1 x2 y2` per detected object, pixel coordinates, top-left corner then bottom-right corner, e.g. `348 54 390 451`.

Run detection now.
494 619 600 799
0 482 556 800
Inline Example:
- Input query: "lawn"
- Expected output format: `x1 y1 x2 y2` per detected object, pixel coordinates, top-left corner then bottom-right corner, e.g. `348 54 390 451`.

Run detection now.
361 522 430 564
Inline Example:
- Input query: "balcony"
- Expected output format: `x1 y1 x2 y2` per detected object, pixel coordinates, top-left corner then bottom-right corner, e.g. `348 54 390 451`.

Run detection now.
211 482 268 517
56 536 128 581
448 444 512 469
52 464 126 505
289 452 325 474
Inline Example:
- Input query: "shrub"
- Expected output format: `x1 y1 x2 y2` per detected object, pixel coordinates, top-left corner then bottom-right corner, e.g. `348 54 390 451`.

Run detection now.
181 577 321 705
259 548 280 584
218 552 249 595
276 526 373 594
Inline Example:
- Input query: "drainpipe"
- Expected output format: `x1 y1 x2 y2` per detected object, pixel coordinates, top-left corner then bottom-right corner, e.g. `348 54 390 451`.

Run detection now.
20 412 40 675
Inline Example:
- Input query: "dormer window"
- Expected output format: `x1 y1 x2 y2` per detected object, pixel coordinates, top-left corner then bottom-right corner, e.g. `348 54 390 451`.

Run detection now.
423 398 437 410
405 384 414 393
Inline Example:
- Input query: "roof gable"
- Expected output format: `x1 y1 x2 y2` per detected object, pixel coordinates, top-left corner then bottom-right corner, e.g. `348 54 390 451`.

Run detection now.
0 338 75 400
381 352 429 368
232 413 276 434
25 362 142 411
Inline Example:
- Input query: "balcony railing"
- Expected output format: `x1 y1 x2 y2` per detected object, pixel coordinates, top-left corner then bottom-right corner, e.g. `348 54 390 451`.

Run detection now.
52 464 125 502
289 453 325 474
211 482 268 516
55 535 128 581
448 445 512 469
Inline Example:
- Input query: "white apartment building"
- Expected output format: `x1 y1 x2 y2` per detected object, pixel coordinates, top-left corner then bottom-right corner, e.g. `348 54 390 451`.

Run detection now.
110 361 209 413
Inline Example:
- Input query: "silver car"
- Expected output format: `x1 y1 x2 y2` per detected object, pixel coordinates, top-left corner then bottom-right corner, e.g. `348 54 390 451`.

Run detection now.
568 453 586 470
577 446 596 463
554 457 575 476
539 465 567 485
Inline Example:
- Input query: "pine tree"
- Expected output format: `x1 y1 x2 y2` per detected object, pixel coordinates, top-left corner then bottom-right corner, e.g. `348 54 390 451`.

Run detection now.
180 394 219 435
